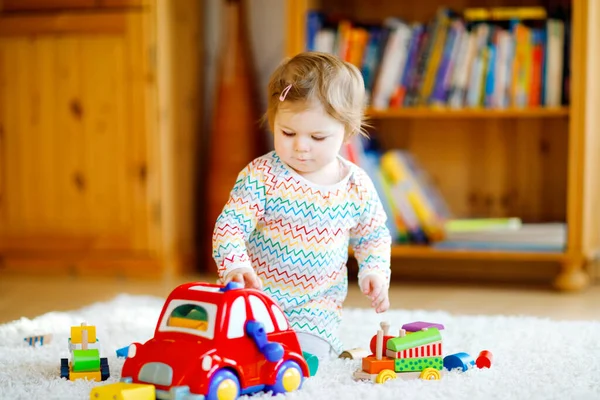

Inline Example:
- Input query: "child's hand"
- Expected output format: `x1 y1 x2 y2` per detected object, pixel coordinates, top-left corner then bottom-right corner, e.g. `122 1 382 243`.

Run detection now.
360 274 389 313
223 267 263 290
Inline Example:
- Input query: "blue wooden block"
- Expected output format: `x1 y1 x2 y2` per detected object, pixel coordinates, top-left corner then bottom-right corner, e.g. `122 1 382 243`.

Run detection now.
443 352 475 372
116 345 129 358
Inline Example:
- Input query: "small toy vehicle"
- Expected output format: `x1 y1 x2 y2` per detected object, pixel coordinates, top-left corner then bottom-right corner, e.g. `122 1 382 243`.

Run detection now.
353 321 444 384
121 282 310 400
60 322 110 381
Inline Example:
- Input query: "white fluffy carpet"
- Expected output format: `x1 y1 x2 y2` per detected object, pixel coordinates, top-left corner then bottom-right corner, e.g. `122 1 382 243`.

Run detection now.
1 294 599 400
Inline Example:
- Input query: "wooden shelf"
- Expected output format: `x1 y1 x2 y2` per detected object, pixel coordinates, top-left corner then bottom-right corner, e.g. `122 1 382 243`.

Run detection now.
366 107 570 119
389 245 567 262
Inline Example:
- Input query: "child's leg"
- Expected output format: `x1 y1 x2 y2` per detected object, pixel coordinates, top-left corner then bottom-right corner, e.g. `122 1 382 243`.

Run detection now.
296 332 336 362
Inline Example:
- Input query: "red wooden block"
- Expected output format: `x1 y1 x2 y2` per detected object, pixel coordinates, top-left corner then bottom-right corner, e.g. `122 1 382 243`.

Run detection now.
369 335 394 354
476 350 493 369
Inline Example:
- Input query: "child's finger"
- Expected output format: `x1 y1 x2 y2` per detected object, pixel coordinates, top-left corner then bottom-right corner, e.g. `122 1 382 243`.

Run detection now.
369 285 382 300
245 272 262 289
361 280 372 295
370 287 385 307
230 273 244 284
376 297 390 313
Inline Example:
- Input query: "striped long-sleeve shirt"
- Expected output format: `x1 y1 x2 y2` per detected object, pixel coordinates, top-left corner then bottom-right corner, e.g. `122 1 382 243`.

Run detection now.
212 151 391 352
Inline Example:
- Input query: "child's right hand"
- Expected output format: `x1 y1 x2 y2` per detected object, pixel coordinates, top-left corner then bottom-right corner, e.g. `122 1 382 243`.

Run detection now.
223 267 263 290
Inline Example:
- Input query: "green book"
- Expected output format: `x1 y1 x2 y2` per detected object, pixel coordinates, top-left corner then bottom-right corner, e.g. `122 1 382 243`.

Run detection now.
445 217 522 232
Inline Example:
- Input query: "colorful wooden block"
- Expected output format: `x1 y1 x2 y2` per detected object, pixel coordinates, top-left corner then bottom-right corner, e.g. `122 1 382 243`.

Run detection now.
24 334 52 346
71 324 97 344
476 350 493 369
387 328 442 352
89 382 156 400
386 341 442 359
72 349 101 372
443 352 475 372
401 321 445 333
339 347 370 360
394 356 443 372
362 355 395 374
70 370 101 381
116 345 130 358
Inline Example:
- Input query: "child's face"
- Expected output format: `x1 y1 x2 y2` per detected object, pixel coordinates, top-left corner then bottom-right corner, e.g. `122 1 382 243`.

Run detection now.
273 102 345 178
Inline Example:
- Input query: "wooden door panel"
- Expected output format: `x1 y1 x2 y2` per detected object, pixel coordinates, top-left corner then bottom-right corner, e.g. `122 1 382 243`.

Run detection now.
0 15 150 252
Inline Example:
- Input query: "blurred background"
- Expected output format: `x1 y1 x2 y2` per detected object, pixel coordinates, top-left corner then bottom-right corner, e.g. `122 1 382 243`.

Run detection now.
0 0 599 322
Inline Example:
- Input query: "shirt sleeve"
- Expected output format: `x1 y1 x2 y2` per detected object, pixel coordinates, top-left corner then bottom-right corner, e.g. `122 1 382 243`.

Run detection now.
349 170 392 286
212 159 266 281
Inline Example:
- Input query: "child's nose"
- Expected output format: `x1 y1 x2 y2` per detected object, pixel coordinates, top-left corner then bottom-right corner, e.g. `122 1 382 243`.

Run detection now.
294 138 310 152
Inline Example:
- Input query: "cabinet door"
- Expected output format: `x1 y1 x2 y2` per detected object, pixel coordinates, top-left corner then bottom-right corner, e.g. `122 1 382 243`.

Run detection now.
0 11 158 255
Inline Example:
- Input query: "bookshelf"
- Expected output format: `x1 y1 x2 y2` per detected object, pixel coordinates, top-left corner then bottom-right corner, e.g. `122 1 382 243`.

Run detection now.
285 0 600 291
366 106 570 119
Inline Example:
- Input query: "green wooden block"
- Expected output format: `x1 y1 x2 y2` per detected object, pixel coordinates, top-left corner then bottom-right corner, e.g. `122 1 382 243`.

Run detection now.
394 357 443 372
387 328 442 352
72 349 100 372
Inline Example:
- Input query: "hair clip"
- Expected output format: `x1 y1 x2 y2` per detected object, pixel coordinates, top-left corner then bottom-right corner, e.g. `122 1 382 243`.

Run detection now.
279 84 292 101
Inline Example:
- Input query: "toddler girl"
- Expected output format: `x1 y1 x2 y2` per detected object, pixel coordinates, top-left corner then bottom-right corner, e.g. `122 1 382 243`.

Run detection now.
212 51 392 360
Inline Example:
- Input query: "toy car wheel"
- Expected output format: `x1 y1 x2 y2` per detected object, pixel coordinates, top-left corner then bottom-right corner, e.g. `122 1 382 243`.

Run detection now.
206 369 240 400
419 368 441 380
269 360 303 395
375 369 397 384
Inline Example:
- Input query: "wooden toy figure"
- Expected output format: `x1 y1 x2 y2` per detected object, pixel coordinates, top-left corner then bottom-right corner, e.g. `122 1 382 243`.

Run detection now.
60 322 110 381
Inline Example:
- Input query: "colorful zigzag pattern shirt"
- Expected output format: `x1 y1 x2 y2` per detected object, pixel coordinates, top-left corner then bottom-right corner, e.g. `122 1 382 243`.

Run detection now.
213 151 391 352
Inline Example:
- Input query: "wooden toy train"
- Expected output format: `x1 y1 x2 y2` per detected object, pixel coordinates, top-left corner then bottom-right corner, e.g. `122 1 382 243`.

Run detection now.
351 321 492 383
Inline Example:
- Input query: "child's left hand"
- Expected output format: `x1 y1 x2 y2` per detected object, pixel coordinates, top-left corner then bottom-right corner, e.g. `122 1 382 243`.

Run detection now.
360 274 390 313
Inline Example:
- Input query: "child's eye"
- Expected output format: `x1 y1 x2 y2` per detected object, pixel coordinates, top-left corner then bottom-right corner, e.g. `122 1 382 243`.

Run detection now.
312 136 326 141
282 131 295 137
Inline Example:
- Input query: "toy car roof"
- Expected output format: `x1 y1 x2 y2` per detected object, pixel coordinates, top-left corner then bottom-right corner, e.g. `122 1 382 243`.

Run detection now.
167 281 262 303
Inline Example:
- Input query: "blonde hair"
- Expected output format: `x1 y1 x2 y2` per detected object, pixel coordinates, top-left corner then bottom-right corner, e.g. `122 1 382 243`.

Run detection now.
265 51 369 138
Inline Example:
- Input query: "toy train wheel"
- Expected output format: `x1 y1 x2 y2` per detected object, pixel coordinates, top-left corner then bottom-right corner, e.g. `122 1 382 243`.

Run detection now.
375 369 397 384
60 358 69 379
100 357 110 381
419 368 441 380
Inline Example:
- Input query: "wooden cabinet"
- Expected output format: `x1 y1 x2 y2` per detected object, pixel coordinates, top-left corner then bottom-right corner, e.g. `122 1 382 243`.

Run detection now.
0 1 203 277
285 0 600 290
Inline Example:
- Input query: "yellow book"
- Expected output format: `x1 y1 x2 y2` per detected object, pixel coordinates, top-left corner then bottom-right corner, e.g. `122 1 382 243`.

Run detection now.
464 7 547 21
380 151 444 241
420 8 451 105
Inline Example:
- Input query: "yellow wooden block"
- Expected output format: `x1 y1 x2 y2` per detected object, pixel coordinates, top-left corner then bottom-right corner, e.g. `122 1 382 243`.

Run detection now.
90 382 156 400
71 325 97 344
70 370 101 381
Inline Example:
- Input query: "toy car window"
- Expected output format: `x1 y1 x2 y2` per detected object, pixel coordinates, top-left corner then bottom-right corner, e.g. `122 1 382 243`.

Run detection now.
168 304 210 331
227 296 246 339
159 300 217 339
271 305 288 331
249 295 275 333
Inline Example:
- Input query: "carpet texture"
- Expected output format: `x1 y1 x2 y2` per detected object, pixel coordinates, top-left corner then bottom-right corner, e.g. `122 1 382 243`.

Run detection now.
1 294 599 400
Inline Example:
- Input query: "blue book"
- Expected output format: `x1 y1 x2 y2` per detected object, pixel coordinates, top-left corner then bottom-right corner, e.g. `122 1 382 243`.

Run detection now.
306 11 323 51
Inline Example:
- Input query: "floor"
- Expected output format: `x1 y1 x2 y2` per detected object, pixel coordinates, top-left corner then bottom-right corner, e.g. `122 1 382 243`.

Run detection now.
1 274 599 324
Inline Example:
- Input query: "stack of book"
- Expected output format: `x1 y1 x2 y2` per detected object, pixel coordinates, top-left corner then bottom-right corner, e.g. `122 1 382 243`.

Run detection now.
437 218 566 251
341 135 450 245
306 6 570 109
341 136 567 252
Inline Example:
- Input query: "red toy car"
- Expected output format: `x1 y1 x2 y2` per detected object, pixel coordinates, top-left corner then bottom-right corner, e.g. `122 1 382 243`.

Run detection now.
121 281 310 400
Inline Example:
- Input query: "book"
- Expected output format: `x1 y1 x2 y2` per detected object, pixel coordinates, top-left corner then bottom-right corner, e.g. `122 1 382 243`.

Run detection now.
445 217 522 232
